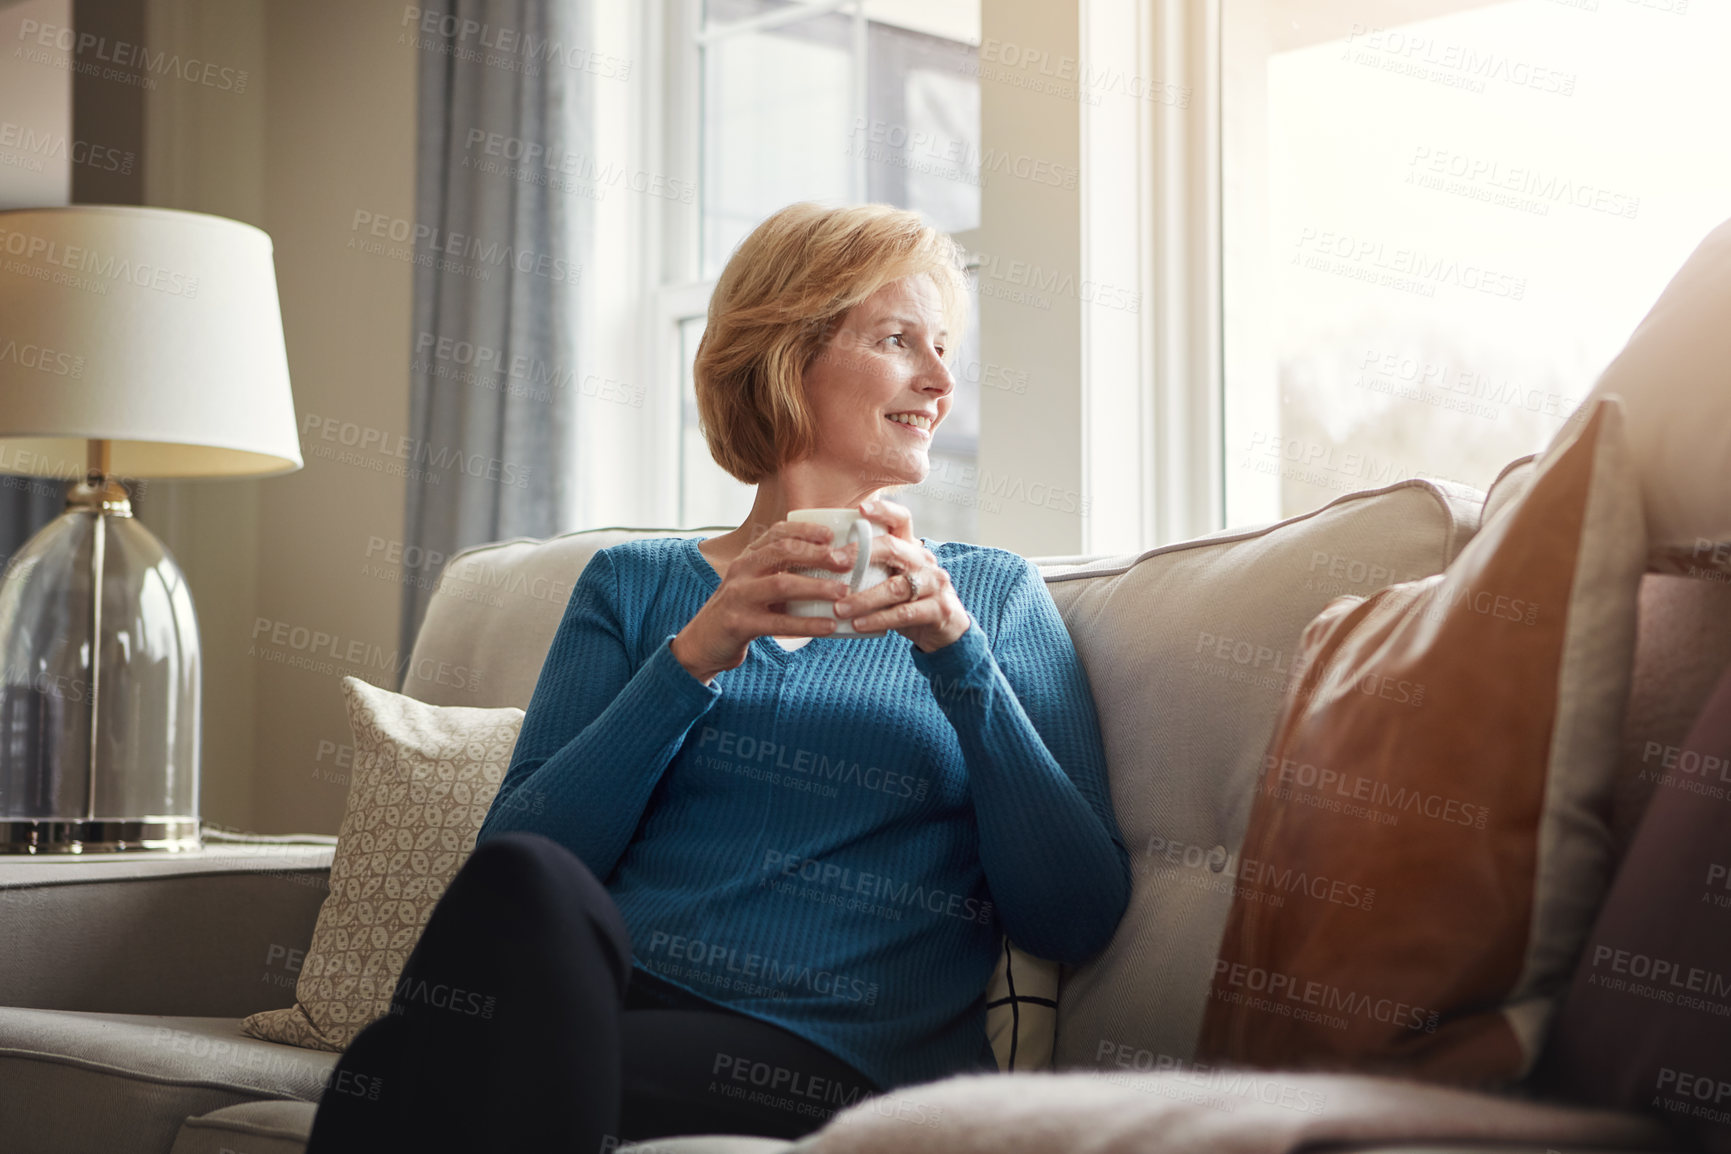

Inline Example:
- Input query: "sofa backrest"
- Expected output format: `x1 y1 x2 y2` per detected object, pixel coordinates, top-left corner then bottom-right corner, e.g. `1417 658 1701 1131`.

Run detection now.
1031 479 1485 1068
402 481 1731 1072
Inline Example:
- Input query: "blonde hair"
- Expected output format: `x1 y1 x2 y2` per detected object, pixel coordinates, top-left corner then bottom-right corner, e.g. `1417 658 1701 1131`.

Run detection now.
693 202 969 485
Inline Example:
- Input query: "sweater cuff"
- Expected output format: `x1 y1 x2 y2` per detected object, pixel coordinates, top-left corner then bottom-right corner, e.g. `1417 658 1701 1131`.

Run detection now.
908 616 994 686
646 633 724 710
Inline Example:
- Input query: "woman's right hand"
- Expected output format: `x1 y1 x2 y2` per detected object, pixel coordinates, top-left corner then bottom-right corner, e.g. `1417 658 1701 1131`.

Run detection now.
670 522 856 685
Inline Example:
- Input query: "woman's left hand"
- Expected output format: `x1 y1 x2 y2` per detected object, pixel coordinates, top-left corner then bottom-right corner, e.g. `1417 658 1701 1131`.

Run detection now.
833 496 972 653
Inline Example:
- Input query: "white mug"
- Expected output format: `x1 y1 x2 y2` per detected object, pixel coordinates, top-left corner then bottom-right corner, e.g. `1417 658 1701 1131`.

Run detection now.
785 508 890 637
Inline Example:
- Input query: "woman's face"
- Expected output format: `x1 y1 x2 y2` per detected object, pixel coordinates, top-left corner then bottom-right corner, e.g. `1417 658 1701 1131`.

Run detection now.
800 274 953 489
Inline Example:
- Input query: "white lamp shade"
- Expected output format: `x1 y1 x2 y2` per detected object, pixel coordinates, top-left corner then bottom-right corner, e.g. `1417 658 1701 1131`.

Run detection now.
0 205 301 479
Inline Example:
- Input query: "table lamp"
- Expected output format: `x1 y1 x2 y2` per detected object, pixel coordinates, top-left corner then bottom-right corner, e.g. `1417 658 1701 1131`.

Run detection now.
0 205 302 854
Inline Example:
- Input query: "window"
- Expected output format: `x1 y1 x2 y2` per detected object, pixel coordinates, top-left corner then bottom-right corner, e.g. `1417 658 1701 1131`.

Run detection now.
664 0 985 539
1222 0 1731 529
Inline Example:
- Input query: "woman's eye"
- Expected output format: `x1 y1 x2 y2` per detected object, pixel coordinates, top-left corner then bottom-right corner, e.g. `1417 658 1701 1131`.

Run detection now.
886 333 905 348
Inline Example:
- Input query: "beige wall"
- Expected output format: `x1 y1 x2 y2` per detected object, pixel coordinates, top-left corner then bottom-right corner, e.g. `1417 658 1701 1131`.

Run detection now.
0 0 73 208
144 0 415 835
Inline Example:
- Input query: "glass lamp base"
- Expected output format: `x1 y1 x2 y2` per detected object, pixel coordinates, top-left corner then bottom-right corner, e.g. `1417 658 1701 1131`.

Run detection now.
0 818 202 854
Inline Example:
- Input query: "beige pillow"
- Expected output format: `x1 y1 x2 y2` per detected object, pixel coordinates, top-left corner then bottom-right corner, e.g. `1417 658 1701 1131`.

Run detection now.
1199 398 1645 1081
241 676 524 1051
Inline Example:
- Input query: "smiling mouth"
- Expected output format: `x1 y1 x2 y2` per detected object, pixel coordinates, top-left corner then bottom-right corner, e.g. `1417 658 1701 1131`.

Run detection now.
885 412 934 434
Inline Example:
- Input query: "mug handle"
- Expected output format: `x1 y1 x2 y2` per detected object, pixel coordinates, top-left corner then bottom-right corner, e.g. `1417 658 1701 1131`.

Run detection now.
846 517 875 594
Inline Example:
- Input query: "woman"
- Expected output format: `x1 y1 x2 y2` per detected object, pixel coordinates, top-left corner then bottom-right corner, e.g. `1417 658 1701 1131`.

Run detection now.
308 202 1130 1152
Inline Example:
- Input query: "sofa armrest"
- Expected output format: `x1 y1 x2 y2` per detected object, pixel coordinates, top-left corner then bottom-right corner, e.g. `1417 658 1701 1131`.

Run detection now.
0 836 333 1018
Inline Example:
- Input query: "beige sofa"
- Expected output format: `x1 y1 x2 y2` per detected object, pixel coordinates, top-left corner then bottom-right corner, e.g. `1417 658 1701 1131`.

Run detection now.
1 471 1708 1153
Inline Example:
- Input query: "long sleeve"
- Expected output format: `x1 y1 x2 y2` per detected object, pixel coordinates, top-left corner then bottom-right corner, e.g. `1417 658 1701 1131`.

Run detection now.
475 548 722 879
908 553 1130 964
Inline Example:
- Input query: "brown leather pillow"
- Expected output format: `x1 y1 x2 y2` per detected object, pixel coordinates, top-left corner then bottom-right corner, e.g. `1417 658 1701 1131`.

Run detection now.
1539 662 1731 1152
1196 397 1645 1084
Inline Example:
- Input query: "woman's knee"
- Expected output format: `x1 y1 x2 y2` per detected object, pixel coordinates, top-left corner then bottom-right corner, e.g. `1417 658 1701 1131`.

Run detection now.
452 833 632 978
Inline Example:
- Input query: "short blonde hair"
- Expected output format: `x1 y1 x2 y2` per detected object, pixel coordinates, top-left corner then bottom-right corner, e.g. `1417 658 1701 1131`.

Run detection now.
693 202 969 485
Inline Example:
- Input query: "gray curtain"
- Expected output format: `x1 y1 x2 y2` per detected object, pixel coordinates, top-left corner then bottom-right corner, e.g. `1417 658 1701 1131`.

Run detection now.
0 481 67 574
398 0 589 669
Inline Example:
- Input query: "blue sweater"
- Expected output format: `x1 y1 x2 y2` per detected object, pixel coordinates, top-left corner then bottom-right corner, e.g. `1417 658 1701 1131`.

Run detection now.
475 534 1130 1091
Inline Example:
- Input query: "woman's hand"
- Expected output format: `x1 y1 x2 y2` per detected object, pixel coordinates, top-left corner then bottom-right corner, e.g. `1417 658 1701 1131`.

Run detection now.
834 496 972 653
670 522 854 684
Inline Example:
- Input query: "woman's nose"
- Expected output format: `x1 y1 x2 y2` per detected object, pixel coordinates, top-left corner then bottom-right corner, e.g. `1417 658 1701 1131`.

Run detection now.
917 347 954 395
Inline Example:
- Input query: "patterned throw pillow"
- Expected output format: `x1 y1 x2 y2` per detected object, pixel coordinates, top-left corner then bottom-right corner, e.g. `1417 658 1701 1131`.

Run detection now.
987 938 1059 1070
1198 397 1645 1083
241 676 524 1051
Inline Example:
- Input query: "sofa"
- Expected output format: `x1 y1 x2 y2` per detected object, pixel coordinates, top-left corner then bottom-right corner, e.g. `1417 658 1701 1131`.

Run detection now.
2 466 1722 1154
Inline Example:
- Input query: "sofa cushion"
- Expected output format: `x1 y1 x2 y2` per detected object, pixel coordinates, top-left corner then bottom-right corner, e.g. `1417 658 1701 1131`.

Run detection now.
0 840 333 1017
402 525 727 709
243 677 524 1052
170 1099 802 1154
0 1008 333 1154
1198 398 1644 1082
1037 478 1484 1072
172 1100 322 1154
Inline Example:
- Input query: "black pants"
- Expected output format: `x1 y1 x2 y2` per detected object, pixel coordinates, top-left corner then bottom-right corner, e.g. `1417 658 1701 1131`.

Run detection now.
306 832 882 1153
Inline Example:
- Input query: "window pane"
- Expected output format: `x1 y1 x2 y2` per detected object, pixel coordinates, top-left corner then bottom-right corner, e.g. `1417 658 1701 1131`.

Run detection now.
702 0 854 277
1223 0 1731 528
862 22 981 234
689 0 983 542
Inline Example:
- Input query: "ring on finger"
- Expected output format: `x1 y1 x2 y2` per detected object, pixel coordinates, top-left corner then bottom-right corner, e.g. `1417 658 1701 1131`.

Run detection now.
904 569 923 601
